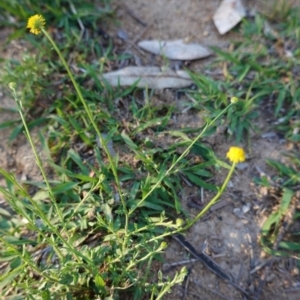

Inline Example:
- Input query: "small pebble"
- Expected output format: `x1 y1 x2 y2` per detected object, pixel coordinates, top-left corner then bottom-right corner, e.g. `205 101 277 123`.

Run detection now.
236 162 248 170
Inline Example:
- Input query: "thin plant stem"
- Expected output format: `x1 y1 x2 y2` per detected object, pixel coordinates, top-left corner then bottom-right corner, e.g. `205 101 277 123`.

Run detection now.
183 162 236 230
9 86 66 258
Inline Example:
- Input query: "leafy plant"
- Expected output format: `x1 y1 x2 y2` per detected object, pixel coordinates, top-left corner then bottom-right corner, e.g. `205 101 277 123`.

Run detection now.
0 11 244 299
258 152 300 260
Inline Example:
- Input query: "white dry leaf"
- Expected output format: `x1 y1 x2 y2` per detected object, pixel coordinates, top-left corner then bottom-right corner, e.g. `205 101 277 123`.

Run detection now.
101 66 193 89
213 0 246 35
138 39 212 60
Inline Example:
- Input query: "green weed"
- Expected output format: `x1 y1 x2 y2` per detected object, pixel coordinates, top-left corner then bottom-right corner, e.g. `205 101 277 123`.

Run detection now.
0 10 243 299
256 151 300 261
1 2 300 298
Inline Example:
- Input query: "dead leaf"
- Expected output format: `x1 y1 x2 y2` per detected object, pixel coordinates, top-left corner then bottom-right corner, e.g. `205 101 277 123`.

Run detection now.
101 66 193 89
213 0 246 35
138 39 212 60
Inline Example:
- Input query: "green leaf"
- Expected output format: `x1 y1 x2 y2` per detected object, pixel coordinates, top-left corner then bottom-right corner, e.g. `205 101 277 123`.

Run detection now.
0 267 22 289
67 149 89 175
121 131 139 151
261 211 280 236
101 203 113 222
95 274 105 288
52 182 79 195
275 88 286 117
210 46 240 64
138 201 164 211
167 130 191 141
134 117 168 134
266 159 295 177
278 241 300 251
184 172 217 191
9 123 23 141
279 188 294 214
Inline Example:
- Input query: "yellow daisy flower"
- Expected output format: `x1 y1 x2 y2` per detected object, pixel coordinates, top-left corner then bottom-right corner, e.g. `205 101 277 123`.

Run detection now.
27 14 46 35
226 146 245 163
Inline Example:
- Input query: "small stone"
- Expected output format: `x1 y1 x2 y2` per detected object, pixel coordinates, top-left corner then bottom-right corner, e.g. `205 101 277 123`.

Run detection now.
20 173 27 181
228 180 234 188
233 207 243 218
292 268 299 276
242 203 251 214
236 162 248 170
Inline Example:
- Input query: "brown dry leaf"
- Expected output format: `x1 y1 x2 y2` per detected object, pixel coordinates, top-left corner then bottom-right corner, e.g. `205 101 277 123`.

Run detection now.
213 0 246 35
101 66 193 89
138 39 212 60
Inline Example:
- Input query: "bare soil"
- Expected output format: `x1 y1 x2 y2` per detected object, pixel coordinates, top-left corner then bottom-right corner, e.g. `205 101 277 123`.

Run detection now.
1 0 300 299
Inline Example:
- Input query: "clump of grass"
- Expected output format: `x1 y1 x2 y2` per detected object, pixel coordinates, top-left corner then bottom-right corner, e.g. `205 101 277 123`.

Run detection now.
255 151 300 262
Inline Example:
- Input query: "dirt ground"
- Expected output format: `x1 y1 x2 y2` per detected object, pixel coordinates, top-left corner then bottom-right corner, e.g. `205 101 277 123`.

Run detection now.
1 0 300 299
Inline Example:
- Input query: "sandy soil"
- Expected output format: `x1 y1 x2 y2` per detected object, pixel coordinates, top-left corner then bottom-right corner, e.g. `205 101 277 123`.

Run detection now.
1 0 300 299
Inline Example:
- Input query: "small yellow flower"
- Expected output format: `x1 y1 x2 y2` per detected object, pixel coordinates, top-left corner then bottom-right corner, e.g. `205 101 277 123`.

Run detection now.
226 146 245 163
27 14 46 35
230 97 238 104
8 82 16 90
176 218 184 227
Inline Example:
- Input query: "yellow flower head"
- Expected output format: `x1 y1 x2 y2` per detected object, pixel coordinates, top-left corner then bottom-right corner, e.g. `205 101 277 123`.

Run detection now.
230 97 238 104
226 146 245 163
27 14 45 35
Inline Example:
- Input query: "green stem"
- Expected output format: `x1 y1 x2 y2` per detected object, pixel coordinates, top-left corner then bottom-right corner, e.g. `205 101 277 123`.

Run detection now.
182 162 236 230
9 86 65 260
